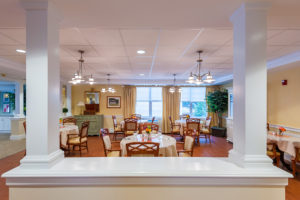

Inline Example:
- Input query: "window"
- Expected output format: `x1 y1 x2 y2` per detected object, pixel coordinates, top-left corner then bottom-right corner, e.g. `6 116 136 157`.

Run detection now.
136 87 162 119
180 87 206 117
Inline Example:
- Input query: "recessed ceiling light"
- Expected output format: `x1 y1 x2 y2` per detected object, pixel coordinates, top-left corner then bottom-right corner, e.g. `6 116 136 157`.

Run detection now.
16 49 26 53
139 74 144 76
137 50 146 54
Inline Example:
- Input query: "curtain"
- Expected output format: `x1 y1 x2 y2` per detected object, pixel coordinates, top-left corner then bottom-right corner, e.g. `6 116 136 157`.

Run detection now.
206 86 220 127
162 86 181 133
123 86 136 118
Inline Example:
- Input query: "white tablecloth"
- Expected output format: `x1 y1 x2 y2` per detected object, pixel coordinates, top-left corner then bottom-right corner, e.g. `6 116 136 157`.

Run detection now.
60 125 79 148
120 134 177 157
267 132 300 158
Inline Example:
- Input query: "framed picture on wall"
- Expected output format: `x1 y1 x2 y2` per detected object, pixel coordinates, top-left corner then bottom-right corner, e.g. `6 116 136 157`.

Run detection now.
107 96 121 108
3 93 9 102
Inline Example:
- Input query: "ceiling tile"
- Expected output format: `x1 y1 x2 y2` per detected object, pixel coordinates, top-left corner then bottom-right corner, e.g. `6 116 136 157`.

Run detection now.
80 28 123 45
120 29 159 46
60 28 89 45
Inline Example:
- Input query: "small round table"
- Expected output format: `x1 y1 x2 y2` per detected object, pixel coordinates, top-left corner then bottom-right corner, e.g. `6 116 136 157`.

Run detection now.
120 134 177 157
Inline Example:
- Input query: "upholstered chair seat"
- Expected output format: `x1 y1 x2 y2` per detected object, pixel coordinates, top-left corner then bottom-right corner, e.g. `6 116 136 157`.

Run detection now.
68 137 87 145
177 136 194 157
101 129 121 157
267 150 280 157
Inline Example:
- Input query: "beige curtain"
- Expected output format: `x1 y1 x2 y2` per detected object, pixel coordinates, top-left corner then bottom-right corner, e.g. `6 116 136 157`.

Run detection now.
206 86 220 127
162 86 181 133
123 86 136 118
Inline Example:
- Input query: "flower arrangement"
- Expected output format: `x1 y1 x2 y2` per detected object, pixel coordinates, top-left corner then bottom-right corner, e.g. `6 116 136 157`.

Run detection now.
278 127 286 135
145 125 152 134
186 114 190 119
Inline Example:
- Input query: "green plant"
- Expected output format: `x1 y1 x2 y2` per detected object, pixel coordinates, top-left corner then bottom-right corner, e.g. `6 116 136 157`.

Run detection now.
8 93 15 111
62 107 68 113
206 89 228 128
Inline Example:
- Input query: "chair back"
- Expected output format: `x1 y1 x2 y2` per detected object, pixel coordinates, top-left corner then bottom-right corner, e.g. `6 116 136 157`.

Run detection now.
186 118 200 132
204 116 212 128
151 116 155 124
184 136 194 151
63 117 77 125
124 118 138 132
80 121 89 138
151 124 159 132
23 121 26 133
295 147 300 162
130 114 141 120
112 115 118 128
126 142 159 157
100 128 111 156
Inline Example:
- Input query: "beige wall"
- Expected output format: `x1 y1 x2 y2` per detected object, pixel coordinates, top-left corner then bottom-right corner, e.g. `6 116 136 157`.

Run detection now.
10 185 285 200
71 85 125 129
267 65 300 129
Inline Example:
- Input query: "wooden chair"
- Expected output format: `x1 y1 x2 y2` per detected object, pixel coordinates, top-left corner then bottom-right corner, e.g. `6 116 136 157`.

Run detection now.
267 142 281 167
100 128 121 157
177 135 194 157
67 121 89 156
151 124 159 133
130 114 141 121
292 147 300 177
112 115 124 140
184 118 201 144
126 142 160 157
169 116 181 136
63 117 77 125
200 116 212 143
124 118 138 136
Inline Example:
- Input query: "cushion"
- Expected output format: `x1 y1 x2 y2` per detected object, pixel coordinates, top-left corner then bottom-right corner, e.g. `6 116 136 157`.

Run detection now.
68 137 87 145
205 120 211 127
103 135 112 150
172 128 180 133
184 136 194 151
125 131 135 135
107 151 120 157
179 152 192 157
64 122 76 125
267 150 280 157
201 128 210 134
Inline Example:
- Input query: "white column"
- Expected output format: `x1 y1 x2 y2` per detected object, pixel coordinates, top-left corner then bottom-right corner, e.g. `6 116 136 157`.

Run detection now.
20 0 63 168
14 81 20 115
14 80 25 117
229 2 272 168
66 84 72 116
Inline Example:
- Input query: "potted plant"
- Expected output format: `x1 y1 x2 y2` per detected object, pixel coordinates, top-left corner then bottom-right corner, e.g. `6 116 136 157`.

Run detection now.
62 107 68 116
206 89 228 137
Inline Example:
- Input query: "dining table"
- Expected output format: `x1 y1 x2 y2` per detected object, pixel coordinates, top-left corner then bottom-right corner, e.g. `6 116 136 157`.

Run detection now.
120 133 177 157
267 131 300 170
59 124 79 150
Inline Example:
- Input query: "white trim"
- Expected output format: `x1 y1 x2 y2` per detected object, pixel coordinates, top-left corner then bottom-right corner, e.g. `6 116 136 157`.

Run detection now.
269 123 300 133
10 134 25 140
3 157 291 187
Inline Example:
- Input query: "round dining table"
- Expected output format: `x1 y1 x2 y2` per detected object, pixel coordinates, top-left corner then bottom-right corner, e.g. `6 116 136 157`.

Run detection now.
120 133 178 157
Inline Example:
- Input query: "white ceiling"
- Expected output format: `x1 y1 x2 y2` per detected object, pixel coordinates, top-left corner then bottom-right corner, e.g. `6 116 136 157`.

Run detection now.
0 0 300 84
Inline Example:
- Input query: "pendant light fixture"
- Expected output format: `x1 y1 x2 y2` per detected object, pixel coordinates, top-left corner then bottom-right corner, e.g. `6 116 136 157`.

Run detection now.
169 74 181 93
186 50 215 85
69 50 95 85
101 74 116 93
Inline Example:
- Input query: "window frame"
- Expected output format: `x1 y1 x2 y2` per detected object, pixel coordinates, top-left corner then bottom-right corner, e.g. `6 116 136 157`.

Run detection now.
180 87 207 118
136 87 162 120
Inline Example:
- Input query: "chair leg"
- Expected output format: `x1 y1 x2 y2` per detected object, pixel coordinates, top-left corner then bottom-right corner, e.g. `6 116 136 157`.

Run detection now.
292 160 296 177
276 156 280 167
208 135 211 144
79 145 82 157
86 142 89 152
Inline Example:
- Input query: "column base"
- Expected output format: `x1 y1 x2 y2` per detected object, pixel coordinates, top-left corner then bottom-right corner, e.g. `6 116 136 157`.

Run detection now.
229 149 273 168
20 149 64 169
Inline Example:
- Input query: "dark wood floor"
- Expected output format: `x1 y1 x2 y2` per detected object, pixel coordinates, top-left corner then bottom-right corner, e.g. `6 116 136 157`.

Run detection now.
0 135 299 200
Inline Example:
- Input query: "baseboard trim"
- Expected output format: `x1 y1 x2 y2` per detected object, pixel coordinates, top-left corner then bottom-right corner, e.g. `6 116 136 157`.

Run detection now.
10 134 26 140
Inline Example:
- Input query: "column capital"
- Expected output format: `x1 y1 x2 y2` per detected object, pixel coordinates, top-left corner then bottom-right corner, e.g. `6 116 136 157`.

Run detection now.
230 2 271 23
20 0 62 22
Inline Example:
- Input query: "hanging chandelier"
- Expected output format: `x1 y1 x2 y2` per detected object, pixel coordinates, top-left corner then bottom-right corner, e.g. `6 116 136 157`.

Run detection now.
169 74 181 93
101 74 116 93
69 50 95 85
186 50 215 85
